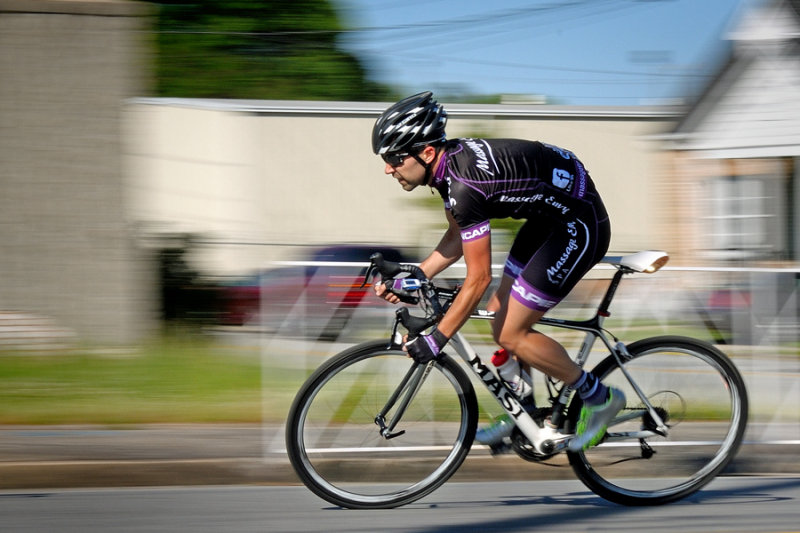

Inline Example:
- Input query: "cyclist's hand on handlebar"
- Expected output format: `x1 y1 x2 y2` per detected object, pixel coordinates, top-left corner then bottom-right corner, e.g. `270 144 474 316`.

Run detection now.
374 277 422 305
366 253 427 306
373 278 401 304
405 329 448 364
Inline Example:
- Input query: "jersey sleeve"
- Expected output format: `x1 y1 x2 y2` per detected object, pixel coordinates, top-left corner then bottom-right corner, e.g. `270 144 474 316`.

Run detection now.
449 181 491 242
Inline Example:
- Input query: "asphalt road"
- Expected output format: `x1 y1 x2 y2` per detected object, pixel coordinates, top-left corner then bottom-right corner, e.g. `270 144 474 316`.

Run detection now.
0 423 797 490
1 477 799 533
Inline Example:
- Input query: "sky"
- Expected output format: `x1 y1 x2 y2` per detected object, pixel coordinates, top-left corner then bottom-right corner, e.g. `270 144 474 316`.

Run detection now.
335 0 762 106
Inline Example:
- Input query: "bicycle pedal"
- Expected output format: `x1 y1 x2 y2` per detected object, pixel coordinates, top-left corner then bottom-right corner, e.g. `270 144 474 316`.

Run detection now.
487 441 513 456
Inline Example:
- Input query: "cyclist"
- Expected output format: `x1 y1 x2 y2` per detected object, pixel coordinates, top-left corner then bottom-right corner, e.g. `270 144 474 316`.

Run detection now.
371 91 624 451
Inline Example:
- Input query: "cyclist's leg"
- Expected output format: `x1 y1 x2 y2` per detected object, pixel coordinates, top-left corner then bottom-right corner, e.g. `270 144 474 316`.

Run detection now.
486 218 546 373
485 274 512 315
492 297 581 384
490 214 599 384
484 221 546 388
475 223 544 445
492 213 621 449
486 218 540 315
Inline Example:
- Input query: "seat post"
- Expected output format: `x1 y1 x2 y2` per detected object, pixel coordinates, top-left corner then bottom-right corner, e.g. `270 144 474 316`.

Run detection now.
597 268 628 317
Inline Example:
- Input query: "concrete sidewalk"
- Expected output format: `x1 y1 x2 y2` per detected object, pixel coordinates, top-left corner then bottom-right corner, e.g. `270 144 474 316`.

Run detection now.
0 424 797 490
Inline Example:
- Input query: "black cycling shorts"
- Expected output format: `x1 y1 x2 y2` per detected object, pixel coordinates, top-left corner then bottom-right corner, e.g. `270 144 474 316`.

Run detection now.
503 209 611 312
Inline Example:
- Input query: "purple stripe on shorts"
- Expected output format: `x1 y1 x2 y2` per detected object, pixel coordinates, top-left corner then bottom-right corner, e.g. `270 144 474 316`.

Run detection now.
503 256 524 278
511 277 559 312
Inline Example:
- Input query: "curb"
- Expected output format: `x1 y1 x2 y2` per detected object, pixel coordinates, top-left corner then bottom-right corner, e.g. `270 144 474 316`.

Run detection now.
0 443 796 490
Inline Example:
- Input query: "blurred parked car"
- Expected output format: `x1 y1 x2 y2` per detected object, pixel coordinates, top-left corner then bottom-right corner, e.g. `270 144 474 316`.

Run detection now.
702 272 799 345
219 244 418 340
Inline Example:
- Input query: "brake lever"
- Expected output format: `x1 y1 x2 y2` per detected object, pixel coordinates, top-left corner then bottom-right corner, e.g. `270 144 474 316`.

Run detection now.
387 316 402 350
397 307 437 339
360 263 377 289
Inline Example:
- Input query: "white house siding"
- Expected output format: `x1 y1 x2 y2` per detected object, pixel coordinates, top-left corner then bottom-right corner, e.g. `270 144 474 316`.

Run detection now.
678 53 800 159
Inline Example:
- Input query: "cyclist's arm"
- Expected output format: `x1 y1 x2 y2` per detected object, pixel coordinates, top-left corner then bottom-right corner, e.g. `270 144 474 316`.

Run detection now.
432 227 493 339
419 211 463 279
375 212 462 304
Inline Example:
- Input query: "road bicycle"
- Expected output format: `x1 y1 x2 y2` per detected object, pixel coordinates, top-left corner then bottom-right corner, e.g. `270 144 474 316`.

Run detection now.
285 251 748 509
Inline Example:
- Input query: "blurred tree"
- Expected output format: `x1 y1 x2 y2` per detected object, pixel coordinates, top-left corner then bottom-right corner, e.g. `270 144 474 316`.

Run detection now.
151 0 392 101
156 233 221 327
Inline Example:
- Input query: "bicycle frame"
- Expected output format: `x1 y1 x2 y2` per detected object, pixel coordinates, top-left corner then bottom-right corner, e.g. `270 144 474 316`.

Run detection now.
289 248 748 508
449 316 669 455
381 251 672 455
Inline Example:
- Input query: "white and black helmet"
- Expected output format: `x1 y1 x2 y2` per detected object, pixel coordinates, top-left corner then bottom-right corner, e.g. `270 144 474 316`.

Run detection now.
371 91 447 156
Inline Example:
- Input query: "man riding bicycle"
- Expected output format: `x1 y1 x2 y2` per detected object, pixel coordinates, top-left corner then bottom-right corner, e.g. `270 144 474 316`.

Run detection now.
371 91 624 451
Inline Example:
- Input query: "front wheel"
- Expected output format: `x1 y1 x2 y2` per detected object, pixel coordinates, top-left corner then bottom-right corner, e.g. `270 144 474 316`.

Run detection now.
285 340 478 509
567 336 748 505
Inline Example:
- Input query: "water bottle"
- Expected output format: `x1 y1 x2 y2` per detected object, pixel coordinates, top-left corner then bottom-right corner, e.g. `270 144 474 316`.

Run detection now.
492 349 534 404
475 349 536 448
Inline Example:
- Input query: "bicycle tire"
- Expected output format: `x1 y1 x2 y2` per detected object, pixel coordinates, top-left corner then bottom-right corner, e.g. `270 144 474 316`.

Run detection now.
567 336 748 506
285 339 478 509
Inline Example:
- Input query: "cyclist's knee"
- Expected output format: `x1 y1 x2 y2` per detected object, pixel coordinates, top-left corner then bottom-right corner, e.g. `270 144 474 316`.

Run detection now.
492 325 523 353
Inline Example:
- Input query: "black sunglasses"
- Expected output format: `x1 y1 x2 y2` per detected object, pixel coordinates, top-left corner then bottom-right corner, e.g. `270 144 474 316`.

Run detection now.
381 151 411 167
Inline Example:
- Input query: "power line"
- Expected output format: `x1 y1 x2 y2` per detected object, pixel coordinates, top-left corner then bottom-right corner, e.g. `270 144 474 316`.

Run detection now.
344 0 633 48
151 0 724 102
427 55 710 80
154 1 694 81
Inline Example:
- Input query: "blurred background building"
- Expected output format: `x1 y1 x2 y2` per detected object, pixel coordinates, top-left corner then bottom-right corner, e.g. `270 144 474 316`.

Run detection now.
663 0 800 264
0 0 798 346
0 0 155 345
123 99 679 273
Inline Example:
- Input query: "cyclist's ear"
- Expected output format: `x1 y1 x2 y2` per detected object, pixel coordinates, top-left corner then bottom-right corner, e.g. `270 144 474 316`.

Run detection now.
420 145 438 164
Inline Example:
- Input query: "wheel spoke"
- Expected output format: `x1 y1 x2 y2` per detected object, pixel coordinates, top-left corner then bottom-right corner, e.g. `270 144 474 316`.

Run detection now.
285 340 477 509
568 337 748 505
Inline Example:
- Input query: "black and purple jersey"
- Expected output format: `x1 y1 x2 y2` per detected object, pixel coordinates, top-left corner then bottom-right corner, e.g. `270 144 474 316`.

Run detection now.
431 138 602 240
431 138 610 312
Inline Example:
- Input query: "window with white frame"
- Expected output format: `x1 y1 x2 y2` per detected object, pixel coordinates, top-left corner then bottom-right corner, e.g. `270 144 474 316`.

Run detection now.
704 162 790 260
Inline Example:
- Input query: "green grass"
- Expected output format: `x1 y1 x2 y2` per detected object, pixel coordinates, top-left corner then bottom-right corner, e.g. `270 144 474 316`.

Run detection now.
0 336 305 425
3 328 794 427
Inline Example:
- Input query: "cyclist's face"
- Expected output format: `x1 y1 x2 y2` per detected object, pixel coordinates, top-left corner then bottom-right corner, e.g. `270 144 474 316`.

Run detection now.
384 154 423 191
383 150 427 191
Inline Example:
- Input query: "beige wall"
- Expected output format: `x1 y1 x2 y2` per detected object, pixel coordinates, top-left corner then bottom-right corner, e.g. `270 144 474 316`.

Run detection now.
125 100 677 275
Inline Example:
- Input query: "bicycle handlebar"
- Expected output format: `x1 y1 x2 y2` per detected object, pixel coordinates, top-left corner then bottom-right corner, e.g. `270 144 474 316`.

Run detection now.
365 253 424 305
363 253 447 338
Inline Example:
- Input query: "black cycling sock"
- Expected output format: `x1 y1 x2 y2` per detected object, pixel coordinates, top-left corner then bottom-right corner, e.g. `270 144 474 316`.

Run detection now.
573 371 609 406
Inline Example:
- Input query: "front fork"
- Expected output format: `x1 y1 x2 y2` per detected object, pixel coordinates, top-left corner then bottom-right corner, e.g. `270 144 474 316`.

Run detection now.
374 358 435 440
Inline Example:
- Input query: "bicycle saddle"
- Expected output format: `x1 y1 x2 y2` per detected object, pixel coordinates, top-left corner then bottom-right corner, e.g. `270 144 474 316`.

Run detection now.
602 250 669 273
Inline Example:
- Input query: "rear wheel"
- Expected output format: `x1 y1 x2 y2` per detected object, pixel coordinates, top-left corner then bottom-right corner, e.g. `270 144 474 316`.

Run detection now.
567 336 748 505
286 340 478 509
